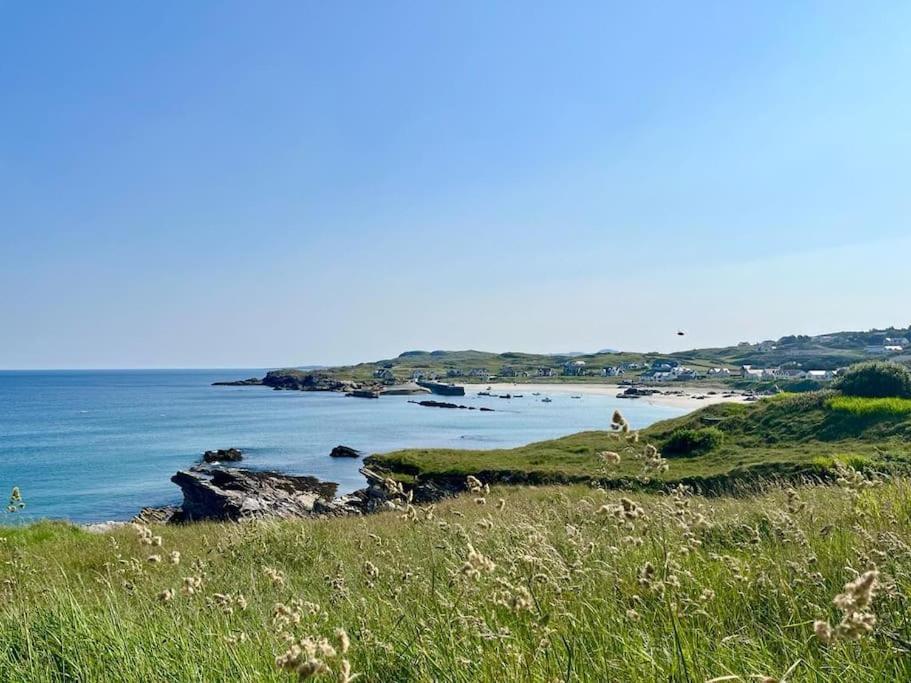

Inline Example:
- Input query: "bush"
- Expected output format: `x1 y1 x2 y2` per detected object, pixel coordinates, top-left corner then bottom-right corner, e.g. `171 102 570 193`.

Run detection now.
663 427 725 456
825 395 911 416
834 361 911 399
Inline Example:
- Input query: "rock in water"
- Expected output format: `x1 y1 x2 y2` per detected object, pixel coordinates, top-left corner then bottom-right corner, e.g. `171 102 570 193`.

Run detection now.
330 445 361 458
203 448 244 463
170 467 343 521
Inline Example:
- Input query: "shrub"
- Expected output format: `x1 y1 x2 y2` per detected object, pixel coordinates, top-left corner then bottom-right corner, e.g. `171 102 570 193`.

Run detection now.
835 362 911 399
662 427 724 456
825 395 911 416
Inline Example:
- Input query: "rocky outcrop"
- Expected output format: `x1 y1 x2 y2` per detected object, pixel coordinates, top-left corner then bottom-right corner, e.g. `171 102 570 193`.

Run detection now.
262 370 358 393
330 445 361 458
409 400 494 411
211 377 262 386
170 467 344 521
203 448 244 463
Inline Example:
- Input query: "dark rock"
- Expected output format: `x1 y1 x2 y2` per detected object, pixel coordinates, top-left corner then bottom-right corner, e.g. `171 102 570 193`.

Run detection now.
409 399 492 411
170 468 339 522
212 377 262 386
203 447 244 463
132 506 183 524
262 369 358 393
330 445 362 458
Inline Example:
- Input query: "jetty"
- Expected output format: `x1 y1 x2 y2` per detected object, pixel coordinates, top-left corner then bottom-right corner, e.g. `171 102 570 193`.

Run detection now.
416 380 466 396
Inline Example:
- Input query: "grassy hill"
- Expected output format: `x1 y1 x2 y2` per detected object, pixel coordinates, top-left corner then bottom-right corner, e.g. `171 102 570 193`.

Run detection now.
2 478 910 681
367 392 911 491
279 325 911 387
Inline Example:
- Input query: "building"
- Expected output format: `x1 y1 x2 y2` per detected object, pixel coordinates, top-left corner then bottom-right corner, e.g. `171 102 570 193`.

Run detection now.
467 368 490 378
707 367 731 377
740 365 764 380
601 366 624 377
562 360 587 376
499 367 518 377
373 368 396 381
535 367 556 377
806 370 835 381
446 368 463 378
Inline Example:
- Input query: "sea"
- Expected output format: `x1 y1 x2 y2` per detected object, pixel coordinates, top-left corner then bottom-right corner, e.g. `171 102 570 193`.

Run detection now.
0 370 686 523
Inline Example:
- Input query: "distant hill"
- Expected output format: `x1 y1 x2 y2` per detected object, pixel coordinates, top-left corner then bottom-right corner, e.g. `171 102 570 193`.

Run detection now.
273 325 911 386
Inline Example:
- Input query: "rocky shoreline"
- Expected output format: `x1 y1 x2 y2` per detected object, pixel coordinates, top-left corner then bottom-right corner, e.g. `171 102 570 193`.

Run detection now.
122 445 463 528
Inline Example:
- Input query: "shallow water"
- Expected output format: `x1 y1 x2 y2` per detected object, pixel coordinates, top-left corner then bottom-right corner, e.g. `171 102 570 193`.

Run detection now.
0 370 685 522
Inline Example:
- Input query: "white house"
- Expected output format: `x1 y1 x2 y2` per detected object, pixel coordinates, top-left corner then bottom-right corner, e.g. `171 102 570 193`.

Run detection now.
707 367 731 377
806 370 835 381
740 365 764 380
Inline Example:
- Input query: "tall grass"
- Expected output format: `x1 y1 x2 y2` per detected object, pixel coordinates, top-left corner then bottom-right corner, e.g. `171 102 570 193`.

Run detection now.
826 395 911 416
2 475 910 681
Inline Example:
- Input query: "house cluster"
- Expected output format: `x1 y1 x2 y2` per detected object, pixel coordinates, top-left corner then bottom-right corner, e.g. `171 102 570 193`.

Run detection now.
865 337 907 355
641 359 700 382
739 365 836 381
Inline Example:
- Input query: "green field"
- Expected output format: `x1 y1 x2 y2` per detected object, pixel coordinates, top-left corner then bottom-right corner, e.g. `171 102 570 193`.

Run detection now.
2 477 910 681
367 392 911 491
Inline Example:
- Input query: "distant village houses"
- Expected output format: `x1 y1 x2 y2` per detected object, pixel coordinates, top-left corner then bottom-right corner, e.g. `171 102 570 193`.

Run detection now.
562 360 587 376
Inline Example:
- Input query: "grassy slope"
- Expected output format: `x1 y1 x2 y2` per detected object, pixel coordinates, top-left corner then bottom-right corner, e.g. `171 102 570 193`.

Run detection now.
2 481 911 681
283 326 911 385
367 393 911 489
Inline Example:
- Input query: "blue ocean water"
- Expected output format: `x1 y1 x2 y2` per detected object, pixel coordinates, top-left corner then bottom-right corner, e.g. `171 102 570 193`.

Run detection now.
0 370 685 523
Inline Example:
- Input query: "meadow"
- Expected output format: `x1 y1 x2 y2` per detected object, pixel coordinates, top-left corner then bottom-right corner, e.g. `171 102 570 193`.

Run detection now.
2 470 910 681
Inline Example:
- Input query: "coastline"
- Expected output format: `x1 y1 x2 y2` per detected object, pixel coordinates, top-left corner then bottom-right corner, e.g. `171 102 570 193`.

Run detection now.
473 382 750 411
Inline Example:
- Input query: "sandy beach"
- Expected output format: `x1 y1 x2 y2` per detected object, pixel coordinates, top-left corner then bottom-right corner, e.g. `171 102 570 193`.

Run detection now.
473 382 750 411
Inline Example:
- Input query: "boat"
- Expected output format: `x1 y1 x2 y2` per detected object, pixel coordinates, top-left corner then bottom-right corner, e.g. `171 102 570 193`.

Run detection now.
478 391 491 396
541 397 552 403
531 392 541 396
512 394 524 398
499 394 512 399
570 395 581 399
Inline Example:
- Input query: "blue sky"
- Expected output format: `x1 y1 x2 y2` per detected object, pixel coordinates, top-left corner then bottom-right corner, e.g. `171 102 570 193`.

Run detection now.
2 2 909 368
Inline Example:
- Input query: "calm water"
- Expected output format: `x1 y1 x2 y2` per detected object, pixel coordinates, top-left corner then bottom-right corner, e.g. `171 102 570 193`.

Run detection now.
0 370 685 522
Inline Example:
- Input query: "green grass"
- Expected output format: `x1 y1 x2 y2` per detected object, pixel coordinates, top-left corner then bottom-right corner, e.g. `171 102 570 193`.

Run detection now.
826 395 911 416
2 480 910 681
367 393 911 490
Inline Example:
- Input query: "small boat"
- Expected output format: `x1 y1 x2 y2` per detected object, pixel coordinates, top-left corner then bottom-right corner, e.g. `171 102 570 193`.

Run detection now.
513 394 524 398
531 392 541 396
541 397 552 403
499 394 512 399
570 395 582 399
478 391 491 396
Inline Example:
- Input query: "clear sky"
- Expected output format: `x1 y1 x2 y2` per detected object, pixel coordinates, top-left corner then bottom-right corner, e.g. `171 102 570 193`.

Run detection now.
2 2 909 369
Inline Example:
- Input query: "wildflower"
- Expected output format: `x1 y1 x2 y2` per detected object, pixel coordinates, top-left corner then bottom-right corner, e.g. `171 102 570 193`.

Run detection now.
335 628 350 654
474 497 487 505
466 475 484 494
264 567 286 588
169 551 181 565
147 554 161 564
460 542 496 579
151 535 163 547
626 608 641 622
496 498 506 510
598 451 621 465
363 561 379 579
181 575 203 596
225 632 247 645
275 635 339 679
7 486 25 513
338 659 358 683
157 588 174 603
816 569 880 643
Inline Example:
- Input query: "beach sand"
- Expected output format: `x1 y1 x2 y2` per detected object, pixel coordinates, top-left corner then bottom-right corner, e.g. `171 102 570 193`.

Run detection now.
473 382 750 411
